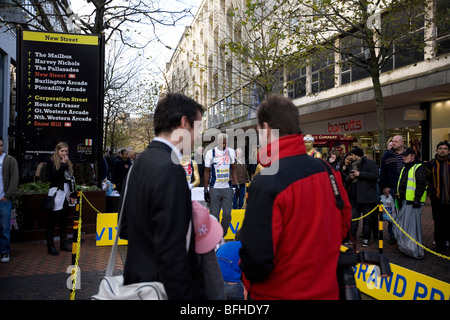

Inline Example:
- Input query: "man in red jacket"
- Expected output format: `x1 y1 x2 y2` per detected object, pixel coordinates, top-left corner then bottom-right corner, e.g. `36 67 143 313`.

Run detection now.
239 95 351 300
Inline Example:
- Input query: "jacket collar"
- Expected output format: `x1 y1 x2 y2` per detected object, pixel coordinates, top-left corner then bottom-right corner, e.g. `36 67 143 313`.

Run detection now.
259 133 307 168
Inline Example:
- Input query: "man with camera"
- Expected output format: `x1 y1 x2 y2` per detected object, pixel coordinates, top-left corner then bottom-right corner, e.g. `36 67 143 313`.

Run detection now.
239 95 351 300
345 147 380 247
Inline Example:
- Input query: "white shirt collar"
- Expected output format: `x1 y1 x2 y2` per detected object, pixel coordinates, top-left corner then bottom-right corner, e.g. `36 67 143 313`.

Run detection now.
153 137 183 161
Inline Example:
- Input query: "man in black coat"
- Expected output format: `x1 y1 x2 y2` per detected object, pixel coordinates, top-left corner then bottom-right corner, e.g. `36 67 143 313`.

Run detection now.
119 93 206 300
346 147 379 247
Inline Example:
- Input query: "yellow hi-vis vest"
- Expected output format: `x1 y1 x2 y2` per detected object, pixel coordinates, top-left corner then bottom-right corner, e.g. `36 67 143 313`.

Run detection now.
397 163 427 203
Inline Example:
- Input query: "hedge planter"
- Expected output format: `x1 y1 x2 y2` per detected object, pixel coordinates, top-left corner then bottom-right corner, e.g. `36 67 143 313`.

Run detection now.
12 183 105 242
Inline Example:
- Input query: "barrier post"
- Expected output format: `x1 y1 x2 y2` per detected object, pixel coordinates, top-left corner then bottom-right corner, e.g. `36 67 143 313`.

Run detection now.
69 191 81 300
71 191 81 266
378 203 383 255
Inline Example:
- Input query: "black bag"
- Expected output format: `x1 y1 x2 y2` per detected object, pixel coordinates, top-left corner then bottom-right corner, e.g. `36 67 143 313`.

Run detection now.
41 192 57 212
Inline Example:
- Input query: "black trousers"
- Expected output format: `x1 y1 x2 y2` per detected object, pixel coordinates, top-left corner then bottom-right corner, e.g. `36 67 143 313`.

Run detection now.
431 200 450 250
350 200 378 241
45 206 69 240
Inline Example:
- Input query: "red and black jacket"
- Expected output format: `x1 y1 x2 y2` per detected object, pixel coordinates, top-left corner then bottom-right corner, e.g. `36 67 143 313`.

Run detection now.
239 133 351 300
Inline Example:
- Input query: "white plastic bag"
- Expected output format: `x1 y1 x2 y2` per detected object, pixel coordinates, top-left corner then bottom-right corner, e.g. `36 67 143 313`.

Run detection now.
380 194 397 221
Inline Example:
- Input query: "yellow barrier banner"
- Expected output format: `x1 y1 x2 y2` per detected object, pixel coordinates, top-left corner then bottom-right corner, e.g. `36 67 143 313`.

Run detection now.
220 209 245 240
96 213 128 246
354 262 450 300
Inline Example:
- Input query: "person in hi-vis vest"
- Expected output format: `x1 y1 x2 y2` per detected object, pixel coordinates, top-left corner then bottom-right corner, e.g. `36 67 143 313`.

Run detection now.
394 147 427 259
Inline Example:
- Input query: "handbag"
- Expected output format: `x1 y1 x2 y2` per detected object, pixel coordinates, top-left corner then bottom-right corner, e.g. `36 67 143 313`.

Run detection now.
91 165 168 300
41 191 57 212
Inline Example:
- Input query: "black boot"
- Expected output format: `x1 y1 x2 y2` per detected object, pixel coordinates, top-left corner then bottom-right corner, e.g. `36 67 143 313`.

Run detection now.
46 231 59 256
59 231 71 252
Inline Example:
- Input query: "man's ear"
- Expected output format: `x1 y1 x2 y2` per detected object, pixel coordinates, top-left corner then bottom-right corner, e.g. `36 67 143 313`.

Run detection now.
180 115 190 129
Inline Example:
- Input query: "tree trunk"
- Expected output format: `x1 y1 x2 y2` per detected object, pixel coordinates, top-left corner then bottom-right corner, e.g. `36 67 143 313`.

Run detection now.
371 72 388 157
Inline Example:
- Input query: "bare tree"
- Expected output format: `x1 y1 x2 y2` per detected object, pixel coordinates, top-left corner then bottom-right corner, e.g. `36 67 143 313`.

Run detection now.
1 0 196 48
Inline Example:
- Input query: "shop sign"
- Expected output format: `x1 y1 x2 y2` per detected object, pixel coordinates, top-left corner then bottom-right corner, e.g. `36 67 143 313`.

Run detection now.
327 119 363 133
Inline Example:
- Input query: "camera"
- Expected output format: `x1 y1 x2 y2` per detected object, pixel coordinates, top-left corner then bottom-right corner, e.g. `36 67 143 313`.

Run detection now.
337 248 392 300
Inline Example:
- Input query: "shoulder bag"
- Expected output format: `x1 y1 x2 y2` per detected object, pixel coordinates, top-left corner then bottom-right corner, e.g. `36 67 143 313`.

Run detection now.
41 190 57 212
91 164 168 300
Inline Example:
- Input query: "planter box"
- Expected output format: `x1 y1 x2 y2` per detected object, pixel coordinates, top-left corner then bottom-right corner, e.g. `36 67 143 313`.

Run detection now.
13 190 106 242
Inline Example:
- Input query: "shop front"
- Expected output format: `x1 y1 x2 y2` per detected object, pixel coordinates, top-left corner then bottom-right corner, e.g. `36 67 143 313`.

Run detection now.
300 105 423 164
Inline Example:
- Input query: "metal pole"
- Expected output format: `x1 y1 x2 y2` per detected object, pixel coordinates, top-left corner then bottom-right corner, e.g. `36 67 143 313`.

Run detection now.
378 203 383 255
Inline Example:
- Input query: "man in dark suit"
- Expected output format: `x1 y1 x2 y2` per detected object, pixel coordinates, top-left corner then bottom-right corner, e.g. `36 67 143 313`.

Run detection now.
119 93 206 300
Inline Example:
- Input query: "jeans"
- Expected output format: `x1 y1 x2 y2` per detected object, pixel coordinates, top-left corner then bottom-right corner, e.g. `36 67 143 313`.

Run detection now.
209 187 233 237
232 183 246 209
0 200 12 254
224 281 244 300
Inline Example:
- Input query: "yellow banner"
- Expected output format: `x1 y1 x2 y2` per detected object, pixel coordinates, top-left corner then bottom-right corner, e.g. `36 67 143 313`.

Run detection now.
355 262 450 300
96 213 128 246
23 30 99 46
221 209 245 240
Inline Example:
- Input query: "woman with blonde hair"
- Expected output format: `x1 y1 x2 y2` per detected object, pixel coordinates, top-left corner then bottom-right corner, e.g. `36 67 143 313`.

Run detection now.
44 142 77 255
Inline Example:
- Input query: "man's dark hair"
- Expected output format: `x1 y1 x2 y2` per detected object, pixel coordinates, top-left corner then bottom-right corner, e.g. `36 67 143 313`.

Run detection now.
436 141 450 150
257 94 300 136
154 93 204 136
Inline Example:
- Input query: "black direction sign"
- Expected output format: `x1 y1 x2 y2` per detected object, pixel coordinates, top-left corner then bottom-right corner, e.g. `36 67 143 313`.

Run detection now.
17 30 104 163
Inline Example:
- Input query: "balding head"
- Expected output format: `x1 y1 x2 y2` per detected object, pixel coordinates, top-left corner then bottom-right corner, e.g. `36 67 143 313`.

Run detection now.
391 135 404 153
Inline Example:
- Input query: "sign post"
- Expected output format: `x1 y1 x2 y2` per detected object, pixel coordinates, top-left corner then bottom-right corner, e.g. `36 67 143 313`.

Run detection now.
17 29 104 175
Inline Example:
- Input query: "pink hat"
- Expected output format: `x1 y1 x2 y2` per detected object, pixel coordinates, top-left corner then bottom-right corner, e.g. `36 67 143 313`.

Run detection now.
192 201 223 254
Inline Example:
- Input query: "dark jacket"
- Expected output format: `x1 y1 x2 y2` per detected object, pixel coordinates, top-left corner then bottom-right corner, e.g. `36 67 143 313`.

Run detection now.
345 156 379 204
239 134 351 300
1 154 19 201
120 140 206 300
46 158 76 197
380 149 403 191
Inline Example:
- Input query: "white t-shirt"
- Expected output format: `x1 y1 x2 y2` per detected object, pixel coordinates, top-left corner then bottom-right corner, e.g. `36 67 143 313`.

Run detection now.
204 147 235 189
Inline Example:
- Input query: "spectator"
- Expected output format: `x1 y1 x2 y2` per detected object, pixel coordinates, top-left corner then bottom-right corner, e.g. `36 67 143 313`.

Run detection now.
345 147 380 247
426 141 450 253
44 142 77 256
232 148 250 209
0 137 19 263
192 201 225 300
216 228 244 300
111 149 131 194
119 93 206 300
394 148 427 259
239 95 351 300
380 135 406 244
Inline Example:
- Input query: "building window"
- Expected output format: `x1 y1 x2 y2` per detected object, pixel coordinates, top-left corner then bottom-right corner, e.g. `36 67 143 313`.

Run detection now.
340 35 368 85
288 66 307 99
311 51 335 93
436 0 450 56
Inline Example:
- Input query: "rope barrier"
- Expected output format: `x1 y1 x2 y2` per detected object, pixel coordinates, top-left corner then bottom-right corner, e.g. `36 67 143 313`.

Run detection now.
381 205 450 261
351 203 450 261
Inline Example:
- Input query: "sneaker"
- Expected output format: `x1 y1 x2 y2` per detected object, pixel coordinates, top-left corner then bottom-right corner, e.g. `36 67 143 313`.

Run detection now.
0 253 9 263
362 240 370 247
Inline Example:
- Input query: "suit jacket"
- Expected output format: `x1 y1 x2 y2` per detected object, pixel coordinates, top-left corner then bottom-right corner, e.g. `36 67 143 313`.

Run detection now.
120 140 206 300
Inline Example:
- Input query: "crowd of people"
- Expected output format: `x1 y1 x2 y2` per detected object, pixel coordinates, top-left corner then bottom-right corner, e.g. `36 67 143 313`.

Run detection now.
0 92 448 301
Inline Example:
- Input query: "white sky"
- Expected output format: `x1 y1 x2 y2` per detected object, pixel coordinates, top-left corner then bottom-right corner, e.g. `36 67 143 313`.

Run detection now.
70 0 203 77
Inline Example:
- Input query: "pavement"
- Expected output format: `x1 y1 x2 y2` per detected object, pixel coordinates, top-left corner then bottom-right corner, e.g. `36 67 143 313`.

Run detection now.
0 200 449 301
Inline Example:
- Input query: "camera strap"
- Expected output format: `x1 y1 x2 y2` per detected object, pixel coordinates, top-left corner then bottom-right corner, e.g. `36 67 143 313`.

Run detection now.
317 158 355 247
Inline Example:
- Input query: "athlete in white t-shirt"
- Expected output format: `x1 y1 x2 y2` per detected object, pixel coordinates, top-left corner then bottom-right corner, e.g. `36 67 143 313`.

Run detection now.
204 133 238 237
